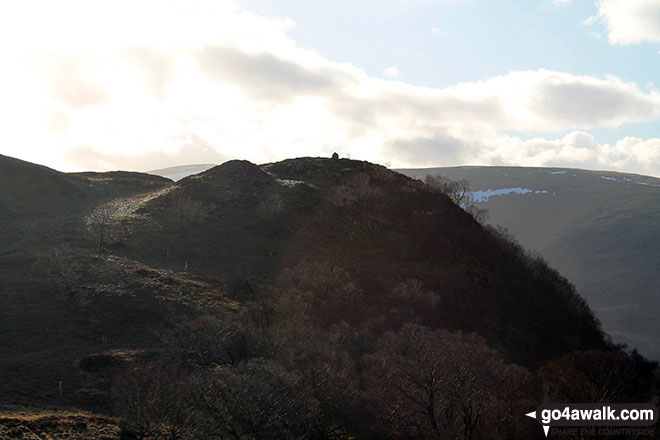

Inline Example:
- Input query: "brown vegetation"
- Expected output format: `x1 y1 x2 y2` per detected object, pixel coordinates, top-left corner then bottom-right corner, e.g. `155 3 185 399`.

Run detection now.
1 155 658 439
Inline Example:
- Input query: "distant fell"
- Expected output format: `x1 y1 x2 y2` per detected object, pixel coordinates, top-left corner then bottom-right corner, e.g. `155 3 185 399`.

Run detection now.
148 163 216 181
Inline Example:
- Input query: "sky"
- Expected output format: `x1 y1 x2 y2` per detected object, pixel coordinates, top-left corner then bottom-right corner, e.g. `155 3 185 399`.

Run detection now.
1 0 660 175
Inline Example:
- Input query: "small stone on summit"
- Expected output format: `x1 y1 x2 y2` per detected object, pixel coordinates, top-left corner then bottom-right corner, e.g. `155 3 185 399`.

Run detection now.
331 152 339 159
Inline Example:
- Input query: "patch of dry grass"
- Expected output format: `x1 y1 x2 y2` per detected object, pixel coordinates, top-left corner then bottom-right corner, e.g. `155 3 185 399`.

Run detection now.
0 406 120 439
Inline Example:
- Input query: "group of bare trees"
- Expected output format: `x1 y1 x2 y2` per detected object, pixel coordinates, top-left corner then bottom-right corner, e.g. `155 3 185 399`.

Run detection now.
191 359 320 439
109 257 659 440
112 309 321 440
163 313 261 369
424 175 488 224
363 324 529 439
110 261 536 439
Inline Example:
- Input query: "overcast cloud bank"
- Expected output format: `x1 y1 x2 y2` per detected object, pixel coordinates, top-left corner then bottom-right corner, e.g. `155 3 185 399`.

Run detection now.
0 0 659 175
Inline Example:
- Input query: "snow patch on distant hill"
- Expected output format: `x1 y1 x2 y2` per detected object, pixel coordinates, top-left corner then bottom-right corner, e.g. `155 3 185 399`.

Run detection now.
470 188 550 203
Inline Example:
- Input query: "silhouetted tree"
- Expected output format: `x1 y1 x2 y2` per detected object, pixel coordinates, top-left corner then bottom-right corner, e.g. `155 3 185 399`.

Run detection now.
386 279 443 328
163 313 261 368
425 175 471 206
327 174 384 208
272 324 361 437
274 261 364 329
425 174 488 224
538 349 660 404
87 202 118 251
170 190 206 235
113 363 195 440
166 190 207 270
364 324 529 439
191 359 321 440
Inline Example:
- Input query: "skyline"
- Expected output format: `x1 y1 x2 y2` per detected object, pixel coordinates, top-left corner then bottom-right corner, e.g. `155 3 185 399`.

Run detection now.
1 0 660 175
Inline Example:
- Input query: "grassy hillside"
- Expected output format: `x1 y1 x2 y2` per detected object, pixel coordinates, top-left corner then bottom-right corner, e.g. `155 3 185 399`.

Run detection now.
1 156 657 439
0 155 218 410
0 154 170 220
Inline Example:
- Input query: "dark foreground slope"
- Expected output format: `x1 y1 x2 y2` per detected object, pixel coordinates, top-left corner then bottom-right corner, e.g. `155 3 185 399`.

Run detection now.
400 166 660 360
1 156 657 439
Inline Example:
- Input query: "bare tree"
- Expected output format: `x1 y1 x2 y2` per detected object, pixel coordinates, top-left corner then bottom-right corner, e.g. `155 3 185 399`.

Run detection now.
167 190 207 270
273 330 360 438
163 313 260 368
425 175 471 206
191 359 320 440
425 174 488 224
327 174 384 208
538 350 656 404
274 261 365 329
87 203 119 251
170 190 207 236
363 324 528 440
386 279 444 328
112 363 195 440
32 246 92 308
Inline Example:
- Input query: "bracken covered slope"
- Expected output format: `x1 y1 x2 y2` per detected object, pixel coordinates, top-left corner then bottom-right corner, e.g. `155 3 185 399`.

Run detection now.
2 155 656 439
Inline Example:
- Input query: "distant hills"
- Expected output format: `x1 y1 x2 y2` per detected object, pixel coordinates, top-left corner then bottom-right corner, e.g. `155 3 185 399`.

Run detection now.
400 166 660 359
149 164 215 181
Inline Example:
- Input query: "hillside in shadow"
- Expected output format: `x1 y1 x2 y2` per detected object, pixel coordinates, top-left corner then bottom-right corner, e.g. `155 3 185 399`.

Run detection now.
401 165 660 360
0 155 657 439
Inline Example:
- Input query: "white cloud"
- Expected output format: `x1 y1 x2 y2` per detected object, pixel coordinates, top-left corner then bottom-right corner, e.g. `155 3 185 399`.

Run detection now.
401 0 466 4
430 27 451 37
591 0 660 45
0 0 659 176
382 66 401 79
387 129 660 176
581 15 598 26
492 132 660 176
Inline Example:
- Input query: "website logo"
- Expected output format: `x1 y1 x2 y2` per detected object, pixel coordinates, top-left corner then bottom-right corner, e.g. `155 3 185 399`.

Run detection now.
526 394 658 437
